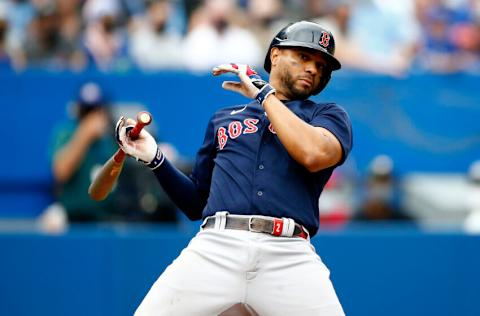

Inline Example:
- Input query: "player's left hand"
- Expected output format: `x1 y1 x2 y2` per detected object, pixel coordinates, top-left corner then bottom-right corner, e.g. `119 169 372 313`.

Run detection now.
212 63 268 99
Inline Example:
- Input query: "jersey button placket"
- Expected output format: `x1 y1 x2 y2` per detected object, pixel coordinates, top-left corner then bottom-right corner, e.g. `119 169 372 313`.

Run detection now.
253 121 268 202
256 164 265 197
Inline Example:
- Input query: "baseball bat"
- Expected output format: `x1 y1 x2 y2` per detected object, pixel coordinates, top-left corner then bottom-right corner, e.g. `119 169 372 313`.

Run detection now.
88 111 152 201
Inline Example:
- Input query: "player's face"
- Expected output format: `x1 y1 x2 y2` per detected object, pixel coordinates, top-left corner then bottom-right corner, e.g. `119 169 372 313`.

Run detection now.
274 48 328 99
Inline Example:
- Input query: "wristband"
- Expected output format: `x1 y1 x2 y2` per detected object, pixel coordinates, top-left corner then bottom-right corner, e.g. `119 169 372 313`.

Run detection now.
255 84 276 107
145 145 165 170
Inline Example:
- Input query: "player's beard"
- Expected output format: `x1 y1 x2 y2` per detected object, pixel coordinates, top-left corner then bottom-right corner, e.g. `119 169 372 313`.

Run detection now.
280 68 318 100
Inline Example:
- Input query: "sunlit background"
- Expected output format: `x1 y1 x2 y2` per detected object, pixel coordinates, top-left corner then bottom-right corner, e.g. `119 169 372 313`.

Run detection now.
0 0 479 315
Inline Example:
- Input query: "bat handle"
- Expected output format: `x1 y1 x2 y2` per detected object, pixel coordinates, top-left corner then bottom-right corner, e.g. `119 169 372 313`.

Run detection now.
113 148 126 163
129 111 152 139
113 111 152 163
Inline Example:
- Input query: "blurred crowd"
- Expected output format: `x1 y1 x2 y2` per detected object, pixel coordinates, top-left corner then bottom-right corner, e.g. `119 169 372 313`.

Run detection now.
0 0 479 75
319 154 480 231
2 0 476 231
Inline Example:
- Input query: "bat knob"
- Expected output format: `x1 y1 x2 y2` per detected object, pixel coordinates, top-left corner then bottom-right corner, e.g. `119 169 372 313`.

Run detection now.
137 111 152 125
129 111 153 139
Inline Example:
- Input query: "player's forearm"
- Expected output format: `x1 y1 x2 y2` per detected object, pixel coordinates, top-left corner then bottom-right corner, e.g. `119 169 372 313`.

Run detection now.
263 95 340 172
152 158 205 220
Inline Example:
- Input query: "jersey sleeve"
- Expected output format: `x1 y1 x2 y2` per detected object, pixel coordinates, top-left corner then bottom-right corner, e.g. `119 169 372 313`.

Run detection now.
152 115 216 220
309 103 353 166
190 114 217 206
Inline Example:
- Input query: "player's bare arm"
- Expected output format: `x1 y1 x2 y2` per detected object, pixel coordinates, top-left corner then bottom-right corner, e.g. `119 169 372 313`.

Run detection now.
213 52 342 172
262 95 342 172
263 47 342 172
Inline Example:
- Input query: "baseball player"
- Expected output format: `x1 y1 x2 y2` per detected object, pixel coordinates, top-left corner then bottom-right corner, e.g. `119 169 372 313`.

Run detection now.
116 21 352 315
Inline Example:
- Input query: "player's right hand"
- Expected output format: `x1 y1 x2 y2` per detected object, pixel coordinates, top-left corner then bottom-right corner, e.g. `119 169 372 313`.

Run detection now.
115 116 158 164
212 63 267 99
212 63 275 106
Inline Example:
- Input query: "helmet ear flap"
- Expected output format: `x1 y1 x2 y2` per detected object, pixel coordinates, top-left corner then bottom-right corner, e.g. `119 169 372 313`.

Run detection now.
264 46 274 73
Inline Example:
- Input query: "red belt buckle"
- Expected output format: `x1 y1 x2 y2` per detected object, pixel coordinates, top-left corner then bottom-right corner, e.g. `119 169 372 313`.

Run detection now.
272 218 283 236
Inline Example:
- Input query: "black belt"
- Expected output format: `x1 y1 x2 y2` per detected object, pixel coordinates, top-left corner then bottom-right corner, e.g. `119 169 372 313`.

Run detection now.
202 215 309 240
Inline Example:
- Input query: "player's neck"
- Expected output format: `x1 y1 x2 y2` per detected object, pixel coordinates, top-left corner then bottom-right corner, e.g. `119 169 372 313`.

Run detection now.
269 80 290 101
274 91 289 101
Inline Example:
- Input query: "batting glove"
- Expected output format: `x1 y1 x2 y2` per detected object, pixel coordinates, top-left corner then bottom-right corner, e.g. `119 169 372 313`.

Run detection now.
212 63 276 106
115 116 164 169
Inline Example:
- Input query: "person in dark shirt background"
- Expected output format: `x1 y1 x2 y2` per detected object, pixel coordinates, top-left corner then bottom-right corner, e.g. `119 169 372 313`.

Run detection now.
46 81 179 226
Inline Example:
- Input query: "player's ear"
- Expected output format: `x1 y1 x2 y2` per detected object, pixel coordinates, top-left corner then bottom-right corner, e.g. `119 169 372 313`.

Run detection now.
270 47 281 69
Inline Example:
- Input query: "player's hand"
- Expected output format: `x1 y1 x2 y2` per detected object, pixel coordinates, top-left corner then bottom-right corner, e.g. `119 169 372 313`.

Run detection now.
212 63 268 99
115 116 158 163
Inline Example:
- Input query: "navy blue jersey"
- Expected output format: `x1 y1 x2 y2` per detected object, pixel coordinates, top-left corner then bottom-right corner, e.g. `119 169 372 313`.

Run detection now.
192 100 352 234
154 99 352 236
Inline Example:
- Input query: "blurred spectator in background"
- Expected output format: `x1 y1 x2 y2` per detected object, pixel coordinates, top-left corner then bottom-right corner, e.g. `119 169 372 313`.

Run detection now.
312 1 360 72
55 0 86 70
45 82 179 227
414 0 480 73
313 0 420 77
0 4 13 71
16 0 85 70
415 0 462 73
48 81 119 222
182 0 262 72
245 0 290 60
21 2 61 68
129 0 184 70
1 0 35 70
318 167 356 226
355 155 412 222
0 0 478 74
82 0 130 71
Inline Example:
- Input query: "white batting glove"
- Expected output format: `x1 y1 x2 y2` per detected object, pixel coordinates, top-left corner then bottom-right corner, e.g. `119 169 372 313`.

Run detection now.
115 116 162 168
212 63 276 106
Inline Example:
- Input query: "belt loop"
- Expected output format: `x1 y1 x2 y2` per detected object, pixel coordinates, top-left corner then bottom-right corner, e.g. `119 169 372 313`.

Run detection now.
200 216 211 229
214 211 229 230
303 226 311 241
281 217 295 237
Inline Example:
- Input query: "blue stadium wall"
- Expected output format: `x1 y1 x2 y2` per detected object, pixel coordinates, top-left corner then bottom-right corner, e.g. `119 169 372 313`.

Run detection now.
0 71 479 217
0 224 479 316
0 72 479 316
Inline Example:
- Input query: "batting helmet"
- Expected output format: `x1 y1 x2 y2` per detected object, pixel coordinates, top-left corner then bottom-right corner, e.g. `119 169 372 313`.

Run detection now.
264 21 341 95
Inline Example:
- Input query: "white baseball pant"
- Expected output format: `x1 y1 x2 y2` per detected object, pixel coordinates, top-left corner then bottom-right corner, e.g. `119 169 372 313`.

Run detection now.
135 214 345 316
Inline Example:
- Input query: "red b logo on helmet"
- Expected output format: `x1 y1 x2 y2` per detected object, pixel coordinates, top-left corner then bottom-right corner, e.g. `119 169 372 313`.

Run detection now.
319 31 330 48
